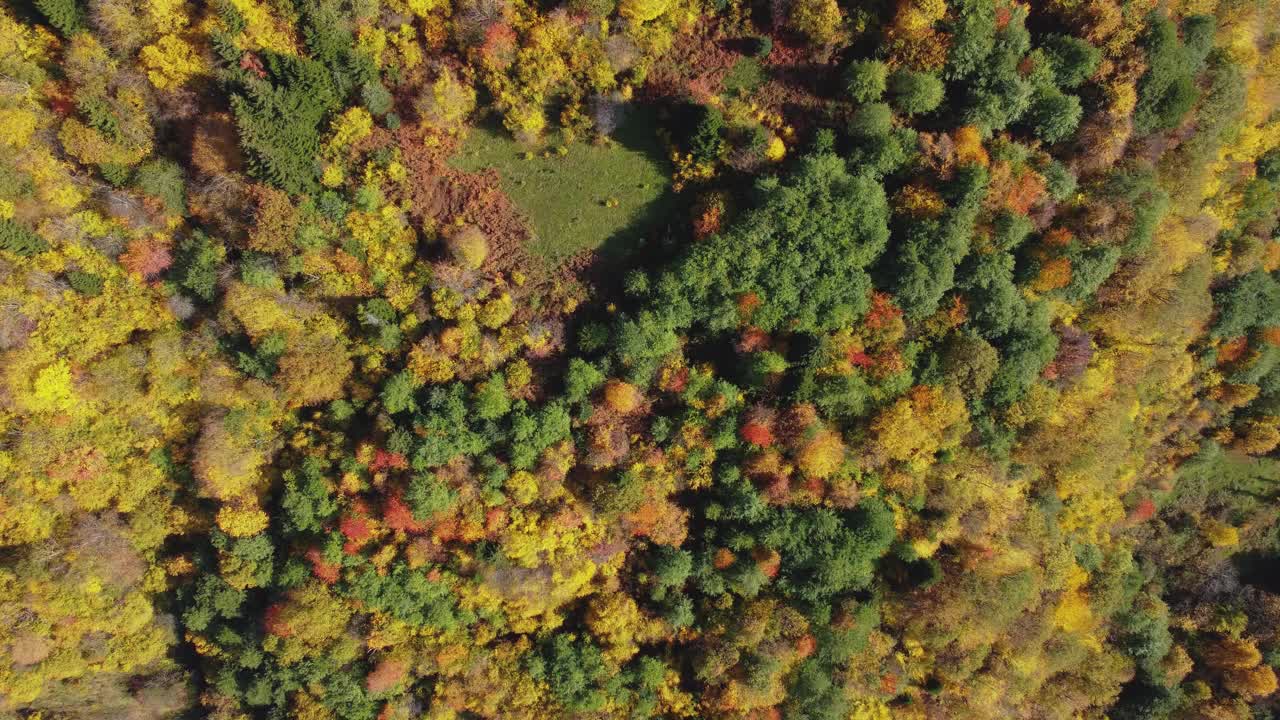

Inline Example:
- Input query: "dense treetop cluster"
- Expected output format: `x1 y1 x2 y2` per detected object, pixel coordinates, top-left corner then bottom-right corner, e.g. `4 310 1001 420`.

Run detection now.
2 0 1280 718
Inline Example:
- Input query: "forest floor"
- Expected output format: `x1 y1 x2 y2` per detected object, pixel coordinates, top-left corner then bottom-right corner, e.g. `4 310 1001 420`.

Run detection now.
449 110 674 272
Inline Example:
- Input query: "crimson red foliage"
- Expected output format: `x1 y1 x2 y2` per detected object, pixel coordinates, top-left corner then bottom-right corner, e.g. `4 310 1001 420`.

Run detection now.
1128 498 1157 524
741 421 775 447
369 449 408 473
662 366 689 393
306 547 341 584
865 292 902 330
45 83 76 117
762 474 790 504
754 548 781 578
383 494 426 533
803 476 825 498
340 514 373 554
846 349 874 368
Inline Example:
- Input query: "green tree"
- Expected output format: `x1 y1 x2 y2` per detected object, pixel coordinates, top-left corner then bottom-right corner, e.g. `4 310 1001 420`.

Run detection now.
361 81 393 116
473 373 511 420
133 158 187 214
381 371 418 414
688 105 725 162
1025 87 1082 143
173 231 223 301
406 472 456 520
1041 34 1101 88
565 358 606 403
765 499 896 607
1133 13 1213 135
0 220 50 257
33 0 85 37
888 165 987 318
845 59 888 103
659 152 890 335
231 54 341 195
527 635 614 713
887 69 944 115
1212 270 1280 339
849 101 893 138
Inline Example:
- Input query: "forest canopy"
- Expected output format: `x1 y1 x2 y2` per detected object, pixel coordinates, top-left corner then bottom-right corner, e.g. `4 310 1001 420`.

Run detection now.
2 0 1280 719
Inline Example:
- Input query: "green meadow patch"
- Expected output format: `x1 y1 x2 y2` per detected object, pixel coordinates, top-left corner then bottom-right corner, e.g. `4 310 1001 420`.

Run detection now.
450 113 673 270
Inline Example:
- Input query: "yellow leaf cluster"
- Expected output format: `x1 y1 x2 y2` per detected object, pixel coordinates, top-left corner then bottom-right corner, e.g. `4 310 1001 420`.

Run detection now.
619 0 670 22
217 504 270 537
797 429 846 479
1201 518 1240 548
895 0 947 33
140 34 204 90
223 0 298 54
0 107 38 149
26 360 76 414
872 385 969 469
586 592 647 662
503 506 605 569
789 0 843 45
327 107 374 155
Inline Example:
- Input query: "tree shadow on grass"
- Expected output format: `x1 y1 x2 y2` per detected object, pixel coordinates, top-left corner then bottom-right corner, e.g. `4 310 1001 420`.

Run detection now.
581 106 684 275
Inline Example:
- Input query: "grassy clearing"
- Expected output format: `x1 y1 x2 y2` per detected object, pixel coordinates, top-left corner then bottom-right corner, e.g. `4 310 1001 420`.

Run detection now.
450 112 673 269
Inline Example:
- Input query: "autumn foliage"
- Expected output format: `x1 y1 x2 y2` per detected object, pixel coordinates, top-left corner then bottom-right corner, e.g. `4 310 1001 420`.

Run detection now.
4 1 1280 719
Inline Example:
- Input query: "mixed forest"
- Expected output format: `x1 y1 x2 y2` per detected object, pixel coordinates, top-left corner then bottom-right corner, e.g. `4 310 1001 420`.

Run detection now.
3 0 1280 717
